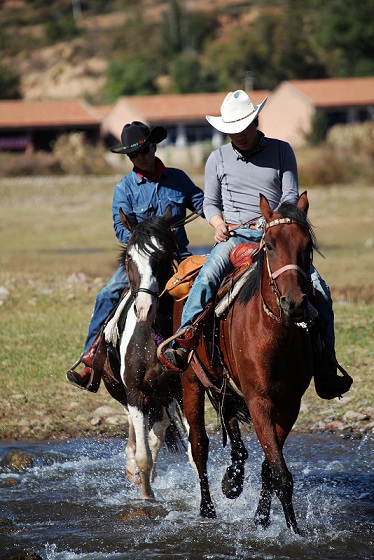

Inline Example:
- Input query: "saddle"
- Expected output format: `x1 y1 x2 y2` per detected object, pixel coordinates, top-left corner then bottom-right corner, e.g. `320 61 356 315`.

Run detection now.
162 254 208 301
163 242 261 306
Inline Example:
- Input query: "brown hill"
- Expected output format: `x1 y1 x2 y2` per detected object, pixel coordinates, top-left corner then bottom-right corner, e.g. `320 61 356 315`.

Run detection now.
1 0 256 102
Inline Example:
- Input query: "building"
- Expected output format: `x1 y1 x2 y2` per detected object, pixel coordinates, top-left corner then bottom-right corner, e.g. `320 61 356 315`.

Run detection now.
0 78 373 153
0 99 102 152
100 91 269 150
260 77 374 147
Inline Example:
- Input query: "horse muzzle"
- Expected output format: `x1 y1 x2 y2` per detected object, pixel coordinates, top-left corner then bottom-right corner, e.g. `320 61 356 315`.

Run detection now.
280 293 309 323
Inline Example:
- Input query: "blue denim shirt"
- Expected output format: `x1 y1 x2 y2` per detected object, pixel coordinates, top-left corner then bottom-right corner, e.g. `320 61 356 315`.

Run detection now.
112 166 204 258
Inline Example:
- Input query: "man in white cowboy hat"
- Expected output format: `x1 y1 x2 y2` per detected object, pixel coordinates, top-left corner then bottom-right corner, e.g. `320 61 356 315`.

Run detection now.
67 121 203 391
162 90 352 400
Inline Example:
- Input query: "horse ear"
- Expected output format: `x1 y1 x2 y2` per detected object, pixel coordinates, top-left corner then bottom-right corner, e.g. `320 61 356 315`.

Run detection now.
120 208 138 232
259 193 273 221
297 191 309 215
164 204 173 223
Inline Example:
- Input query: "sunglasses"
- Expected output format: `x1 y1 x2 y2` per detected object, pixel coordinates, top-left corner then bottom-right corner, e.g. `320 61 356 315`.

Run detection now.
127 144 152 159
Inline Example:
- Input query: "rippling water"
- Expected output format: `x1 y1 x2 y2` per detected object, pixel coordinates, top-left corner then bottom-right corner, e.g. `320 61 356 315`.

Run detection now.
0 433 373 559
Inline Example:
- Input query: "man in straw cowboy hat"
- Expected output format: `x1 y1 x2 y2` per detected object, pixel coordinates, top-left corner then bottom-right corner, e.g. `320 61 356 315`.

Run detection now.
162 90 352 400
67 121 203 391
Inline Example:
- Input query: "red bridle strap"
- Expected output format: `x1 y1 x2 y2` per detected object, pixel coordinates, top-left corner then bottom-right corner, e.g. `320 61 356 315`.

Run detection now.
271 264 309 281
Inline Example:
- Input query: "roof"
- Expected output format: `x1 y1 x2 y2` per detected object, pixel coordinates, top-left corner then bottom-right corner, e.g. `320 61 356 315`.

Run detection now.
120 91 269 122
286 77 374 108
102 91 270 139
0 99 101 129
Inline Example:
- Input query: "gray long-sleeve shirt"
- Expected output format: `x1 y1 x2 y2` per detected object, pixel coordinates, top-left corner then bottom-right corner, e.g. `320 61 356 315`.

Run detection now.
203 137 299 225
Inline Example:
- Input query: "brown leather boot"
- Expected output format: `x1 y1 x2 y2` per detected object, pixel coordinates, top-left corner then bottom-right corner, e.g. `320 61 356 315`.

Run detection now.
159 304 213 372
163 347 190 372
66 331 105 393
161 322 203 372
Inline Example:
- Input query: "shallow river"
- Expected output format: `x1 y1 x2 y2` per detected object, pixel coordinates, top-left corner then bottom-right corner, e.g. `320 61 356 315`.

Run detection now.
0 432 373 559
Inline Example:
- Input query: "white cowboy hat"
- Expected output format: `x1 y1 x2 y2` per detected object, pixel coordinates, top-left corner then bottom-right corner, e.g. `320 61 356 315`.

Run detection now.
206 90 267 134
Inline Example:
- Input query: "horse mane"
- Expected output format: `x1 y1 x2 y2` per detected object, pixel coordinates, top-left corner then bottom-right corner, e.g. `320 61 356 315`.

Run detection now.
120 215 180 267
238 201 318 305
277 201 318 250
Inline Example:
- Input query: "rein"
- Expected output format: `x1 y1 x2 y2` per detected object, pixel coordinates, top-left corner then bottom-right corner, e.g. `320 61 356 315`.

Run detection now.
171 206 204 229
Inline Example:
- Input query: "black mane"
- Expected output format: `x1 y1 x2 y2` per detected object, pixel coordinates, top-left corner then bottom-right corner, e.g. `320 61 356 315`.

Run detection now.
120 215 180 267
277 201 317 249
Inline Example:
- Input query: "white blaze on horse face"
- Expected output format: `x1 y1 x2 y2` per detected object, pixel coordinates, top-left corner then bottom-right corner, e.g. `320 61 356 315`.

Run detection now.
120 303 138 384
129 238 160 323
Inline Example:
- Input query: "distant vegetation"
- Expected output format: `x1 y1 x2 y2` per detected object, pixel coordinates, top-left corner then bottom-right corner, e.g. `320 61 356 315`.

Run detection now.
0 0 373 101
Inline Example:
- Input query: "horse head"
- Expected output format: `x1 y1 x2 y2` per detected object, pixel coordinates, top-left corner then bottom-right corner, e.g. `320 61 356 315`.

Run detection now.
120 206 179 323
259 191 315 324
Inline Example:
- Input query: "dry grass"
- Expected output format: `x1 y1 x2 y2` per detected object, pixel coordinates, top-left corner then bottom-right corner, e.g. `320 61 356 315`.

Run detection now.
0 177 373 440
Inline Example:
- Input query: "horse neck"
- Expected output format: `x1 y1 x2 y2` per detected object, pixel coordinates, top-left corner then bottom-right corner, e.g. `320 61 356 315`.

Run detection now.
260 248 283 324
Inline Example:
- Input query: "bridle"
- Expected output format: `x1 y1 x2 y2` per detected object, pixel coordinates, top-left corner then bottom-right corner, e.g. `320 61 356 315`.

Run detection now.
131 286 159 298
260 217 313 324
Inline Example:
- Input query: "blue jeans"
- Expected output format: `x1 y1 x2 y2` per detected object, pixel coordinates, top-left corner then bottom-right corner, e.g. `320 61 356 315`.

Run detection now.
179 228 335 353
84 264 128 352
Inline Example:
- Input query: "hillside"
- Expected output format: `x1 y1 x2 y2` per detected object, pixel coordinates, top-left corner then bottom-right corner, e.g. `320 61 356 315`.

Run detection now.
1 0 373 103
0 0 255 102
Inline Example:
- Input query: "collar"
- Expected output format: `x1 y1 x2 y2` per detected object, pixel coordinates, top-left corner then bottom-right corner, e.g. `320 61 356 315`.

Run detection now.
134 157 166 182
232 130 266 161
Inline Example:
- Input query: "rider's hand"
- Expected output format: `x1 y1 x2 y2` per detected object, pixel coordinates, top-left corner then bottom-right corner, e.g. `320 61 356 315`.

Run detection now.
214 222 234 243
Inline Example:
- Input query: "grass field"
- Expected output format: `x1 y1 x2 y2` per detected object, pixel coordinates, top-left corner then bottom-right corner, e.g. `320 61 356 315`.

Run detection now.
0 176 373 439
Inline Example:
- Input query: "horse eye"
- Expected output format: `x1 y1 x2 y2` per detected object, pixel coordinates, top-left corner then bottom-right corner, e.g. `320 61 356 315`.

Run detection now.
266 242 273 252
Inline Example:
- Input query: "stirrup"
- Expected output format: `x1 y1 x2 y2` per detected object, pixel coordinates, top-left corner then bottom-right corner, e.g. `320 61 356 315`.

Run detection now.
69 352 84 371
66 368 100 393
157 329 194 372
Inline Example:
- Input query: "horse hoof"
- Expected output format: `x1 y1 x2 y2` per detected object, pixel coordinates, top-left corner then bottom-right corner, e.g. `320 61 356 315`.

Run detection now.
221 465 244 499
254 512 271 529
200 502 216 519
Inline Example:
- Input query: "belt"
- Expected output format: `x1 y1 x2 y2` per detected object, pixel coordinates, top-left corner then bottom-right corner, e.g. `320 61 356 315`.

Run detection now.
227 223 258 230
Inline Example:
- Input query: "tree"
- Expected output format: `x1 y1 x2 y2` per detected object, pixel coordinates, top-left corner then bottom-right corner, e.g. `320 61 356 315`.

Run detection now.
0 64 21 99
312 0 374 76
107 56 158 99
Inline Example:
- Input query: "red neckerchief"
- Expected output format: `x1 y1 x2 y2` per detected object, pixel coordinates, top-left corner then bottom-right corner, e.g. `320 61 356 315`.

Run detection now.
134 157 166 182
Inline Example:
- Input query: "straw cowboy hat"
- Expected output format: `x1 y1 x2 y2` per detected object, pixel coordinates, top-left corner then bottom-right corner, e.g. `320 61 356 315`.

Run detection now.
206 90 267 134
110 121 167 154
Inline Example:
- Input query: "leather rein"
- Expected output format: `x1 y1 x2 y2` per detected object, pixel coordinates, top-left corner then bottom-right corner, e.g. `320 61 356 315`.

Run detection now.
260 217 312 324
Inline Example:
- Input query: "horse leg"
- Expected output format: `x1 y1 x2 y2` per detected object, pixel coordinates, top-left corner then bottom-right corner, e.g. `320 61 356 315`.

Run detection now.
249 398 300 534
125 416 140 484
128 403 155 500
221 404 248 499
254 459 273 529
148 407 169 483
181 368 216 518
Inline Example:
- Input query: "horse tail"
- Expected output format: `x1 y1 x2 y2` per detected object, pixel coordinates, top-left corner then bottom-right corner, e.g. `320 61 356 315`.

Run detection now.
207 389 252 428
164 404 187 454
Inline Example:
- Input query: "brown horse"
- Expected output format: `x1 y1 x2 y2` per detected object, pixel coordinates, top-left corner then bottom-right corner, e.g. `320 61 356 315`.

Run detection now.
101 208 184 500
176 191 317 532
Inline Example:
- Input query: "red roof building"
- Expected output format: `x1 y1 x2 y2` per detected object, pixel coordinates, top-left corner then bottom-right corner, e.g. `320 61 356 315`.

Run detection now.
260 77 374 147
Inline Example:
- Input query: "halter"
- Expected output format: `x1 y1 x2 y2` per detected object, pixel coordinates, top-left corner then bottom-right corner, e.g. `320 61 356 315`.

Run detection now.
261 217 312 324
131 287 159 298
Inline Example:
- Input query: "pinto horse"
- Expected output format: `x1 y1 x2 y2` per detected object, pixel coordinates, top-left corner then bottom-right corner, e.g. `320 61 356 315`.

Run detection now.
102 207 184 500
176 192 317 532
